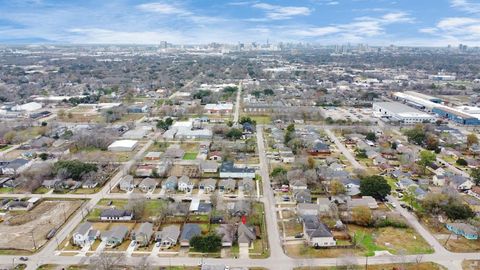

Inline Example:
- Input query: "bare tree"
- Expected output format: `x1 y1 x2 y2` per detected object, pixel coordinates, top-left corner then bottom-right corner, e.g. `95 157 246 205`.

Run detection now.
89 251 125 270
126 194 147 220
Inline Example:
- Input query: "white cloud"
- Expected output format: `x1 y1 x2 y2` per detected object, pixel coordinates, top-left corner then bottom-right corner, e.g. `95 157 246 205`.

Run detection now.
420 17 480 45
381 12 413 23
252 3 312 20
289 12 412 40
450 0 480 13
136 2 191 15
292 26 341 37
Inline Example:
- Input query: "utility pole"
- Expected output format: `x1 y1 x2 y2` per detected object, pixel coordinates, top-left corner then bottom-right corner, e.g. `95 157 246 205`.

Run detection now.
365 255 368 270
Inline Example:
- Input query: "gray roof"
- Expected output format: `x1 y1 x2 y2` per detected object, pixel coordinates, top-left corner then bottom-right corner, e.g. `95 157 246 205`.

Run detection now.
302 215 333 238
160 225 181 241
135 222 153 236
199 178 216 187
180 223 201 242
237 223 256 244
139 177 157 187
100 209 132 218
74 222 92 235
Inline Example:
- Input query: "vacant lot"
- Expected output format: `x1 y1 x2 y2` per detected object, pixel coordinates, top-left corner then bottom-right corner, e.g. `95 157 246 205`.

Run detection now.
0 200 82 251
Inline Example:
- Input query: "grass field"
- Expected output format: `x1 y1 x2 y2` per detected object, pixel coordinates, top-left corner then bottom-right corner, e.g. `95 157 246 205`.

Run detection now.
183 152 198 160
90 199 167 220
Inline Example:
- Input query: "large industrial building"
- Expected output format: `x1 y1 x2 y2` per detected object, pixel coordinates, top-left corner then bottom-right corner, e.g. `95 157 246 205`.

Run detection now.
393 91 480 125
373 102 436 124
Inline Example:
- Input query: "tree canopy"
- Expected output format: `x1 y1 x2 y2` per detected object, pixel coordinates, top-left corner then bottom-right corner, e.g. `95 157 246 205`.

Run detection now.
359 175 391 200
189 234 222 253
54 160 97 180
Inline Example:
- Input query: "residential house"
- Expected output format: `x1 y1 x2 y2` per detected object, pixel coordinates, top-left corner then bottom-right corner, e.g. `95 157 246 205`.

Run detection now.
208 151 222 161
135 164 156 177
396 178 417 190
196 202 213 215
347 196 378 209
219 162 255 179
164 147 185 159
179 223 201 247
30 136 55 149
73 222 99 247
339 178 361 196
237 223 256 248
132 222 154 247
119 175 135 192
201 161 219 173
139 178 157 192
308 141 331 156
42 179 61 189
145 152 162 161
301 215 336 247
102 225 129 247
199 178 216 193
468 186 480 200
231 200 251 217
289 179 308 190
1 158 30 175
293 189 312 203
297 203 320 216
178 176 194 192
216 224 235 247
82 180 98 189
218 178 236 193
449 175 474 190
240 178 255 193
162 176 178 192
413 187 427 200
317 198 333 214
156 225 181 248
100 209 133 221
446 223 479 240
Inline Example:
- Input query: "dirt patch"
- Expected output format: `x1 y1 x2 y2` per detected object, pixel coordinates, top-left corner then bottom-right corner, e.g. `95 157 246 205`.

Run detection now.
0 200 82 251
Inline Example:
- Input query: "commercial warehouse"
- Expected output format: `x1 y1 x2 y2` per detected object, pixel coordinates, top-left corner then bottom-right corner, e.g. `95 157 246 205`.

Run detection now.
373 102 436 124
432 107 480 126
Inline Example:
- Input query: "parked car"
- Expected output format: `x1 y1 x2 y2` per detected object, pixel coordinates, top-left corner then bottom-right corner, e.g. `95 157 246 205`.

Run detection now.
19 257 28 261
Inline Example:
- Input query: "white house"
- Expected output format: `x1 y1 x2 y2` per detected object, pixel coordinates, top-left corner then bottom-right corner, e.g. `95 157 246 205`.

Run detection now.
108 140 138 152
302 215 336 247
73 222 99 247
178 176 194 192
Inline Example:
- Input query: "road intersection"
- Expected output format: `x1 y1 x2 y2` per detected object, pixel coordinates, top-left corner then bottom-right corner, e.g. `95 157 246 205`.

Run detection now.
1 125 477 270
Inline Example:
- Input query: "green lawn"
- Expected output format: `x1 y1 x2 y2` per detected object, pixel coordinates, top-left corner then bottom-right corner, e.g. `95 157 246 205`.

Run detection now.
0 187 14 193
33 187 50 194
183 152 198 160
247 115 271 125
354 230 379 256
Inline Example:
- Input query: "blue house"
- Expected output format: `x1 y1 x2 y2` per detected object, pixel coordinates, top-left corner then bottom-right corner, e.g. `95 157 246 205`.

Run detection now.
162 176 178 191
446 223 479 240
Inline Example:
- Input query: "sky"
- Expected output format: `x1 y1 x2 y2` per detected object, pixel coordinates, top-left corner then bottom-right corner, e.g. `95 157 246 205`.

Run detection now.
0 0 480 46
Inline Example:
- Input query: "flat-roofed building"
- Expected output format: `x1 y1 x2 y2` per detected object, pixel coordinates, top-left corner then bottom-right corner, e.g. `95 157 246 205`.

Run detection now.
373 102 436 124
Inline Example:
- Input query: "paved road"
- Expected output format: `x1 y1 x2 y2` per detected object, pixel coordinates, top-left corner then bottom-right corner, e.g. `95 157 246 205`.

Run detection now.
256 125 288 262
324 128 364 170
5 125 479 270
233 82 242 124
22 132 160 270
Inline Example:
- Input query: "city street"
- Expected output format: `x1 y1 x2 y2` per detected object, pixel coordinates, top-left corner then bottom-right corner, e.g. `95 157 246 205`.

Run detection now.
0 126 476 270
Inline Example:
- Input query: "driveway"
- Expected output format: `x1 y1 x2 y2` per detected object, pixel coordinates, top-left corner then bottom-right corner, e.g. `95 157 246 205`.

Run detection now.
239 246 249 259
126 241 137 257
150 242 161 257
